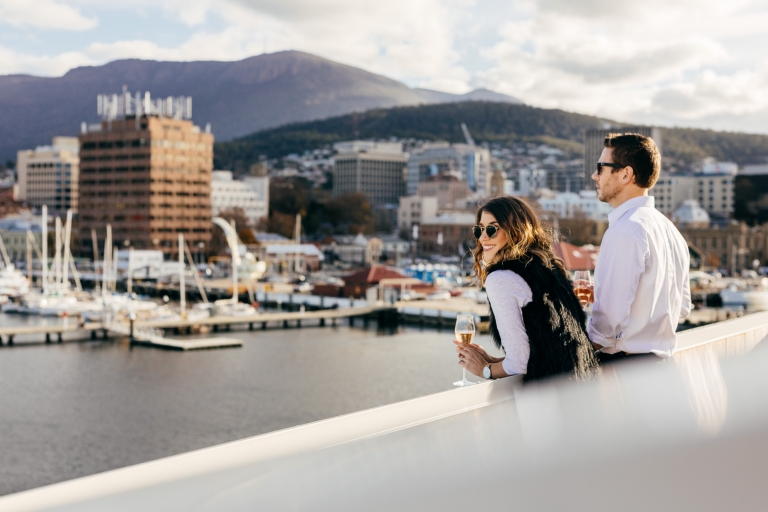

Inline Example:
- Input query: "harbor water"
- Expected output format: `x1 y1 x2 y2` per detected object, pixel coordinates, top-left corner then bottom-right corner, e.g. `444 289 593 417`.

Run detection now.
0 313 500 496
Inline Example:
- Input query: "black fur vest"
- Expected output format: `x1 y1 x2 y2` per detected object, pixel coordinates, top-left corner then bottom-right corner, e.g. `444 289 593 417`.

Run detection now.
486 257 599 382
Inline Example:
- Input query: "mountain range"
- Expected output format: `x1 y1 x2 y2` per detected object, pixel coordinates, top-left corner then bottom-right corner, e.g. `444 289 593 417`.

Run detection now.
214 101 768 172
0 51 520 161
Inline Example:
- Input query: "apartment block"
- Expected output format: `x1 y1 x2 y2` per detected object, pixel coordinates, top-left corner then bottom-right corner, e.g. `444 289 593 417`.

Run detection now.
211 171 269 225
397 196 438 232
415 175 472 209
16 137 79 216
651 175 734 217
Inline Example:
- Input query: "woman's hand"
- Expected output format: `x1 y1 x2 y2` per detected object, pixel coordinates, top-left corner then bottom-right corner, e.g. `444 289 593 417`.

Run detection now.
454 340 488 378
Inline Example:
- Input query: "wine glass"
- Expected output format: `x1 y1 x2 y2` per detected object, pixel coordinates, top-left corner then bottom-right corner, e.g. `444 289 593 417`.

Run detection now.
454 314 477 387
573 270 594 308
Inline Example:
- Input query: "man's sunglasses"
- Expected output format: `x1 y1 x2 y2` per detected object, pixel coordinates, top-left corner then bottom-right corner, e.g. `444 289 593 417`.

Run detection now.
595 162 624 175
472 225 499 239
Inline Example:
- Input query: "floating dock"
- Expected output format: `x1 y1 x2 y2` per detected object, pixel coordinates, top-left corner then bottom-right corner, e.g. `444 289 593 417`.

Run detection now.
130 337 243 351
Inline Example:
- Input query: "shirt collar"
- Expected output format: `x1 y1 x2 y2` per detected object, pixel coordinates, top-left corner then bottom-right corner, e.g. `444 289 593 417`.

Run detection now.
607 195 654 225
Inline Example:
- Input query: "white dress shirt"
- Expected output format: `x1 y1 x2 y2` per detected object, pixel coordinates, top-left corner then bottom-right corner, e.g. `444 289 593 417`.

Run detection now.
588 196 691 356
485 270 532 375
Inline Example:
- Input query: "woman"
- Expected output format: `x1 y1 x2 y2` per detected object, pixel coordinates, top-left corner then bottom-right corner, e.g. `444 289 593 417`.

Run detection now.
455 196 598 382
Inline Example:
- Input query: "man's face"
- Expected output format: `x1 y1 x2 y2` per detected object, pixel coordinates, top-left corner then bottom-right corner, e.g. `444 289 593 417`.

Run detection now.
592 147 623 204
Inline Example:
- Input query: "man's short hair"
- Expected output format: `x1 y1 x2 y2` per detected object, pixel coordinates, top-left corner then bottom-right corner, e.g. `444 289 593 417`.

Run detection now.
603 133 661 189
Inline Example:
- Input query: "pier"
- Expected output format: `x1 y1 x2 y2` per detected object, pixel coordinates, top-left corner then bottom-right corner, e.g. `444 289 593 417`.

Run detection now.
136 305 397 331
0 322 105 345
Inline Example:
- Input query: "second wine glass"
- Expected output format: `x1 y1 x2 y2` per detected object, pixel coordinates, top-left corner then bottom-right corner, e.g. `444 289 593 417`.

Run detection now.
573 270 594 308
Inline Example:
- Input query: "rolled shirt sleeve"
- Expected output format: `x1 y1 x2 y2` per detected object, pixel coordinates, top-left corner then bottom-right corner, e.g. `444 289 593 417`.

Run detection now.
588 228 647 350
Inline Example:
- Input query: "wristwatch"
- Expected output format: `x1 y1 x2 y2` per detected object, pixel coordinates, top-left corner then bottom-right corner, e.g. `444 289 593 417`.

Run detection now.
483 364 493 380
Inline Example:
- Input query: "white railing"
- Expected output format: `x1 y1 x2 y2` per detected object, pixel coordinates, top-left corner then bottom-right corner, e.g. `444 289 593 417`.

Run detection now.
2 312 767 510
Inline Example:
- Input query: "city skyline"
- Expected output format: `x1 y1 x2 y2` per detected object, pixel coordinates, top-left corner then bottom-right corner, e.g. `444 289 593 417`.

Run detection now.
1 0 768 135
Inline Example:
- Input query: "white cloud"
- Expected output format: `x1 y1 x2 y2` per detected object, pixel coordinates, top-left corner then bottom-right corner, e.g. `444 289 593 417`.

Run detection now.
474 0 768 128
0 0 97 30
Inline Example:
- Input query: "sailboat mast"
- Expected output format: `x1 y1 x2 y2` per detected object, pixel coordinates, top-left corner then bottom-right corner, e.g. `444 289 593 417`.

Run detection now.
179 234 185 316
42 206 48 295
54 217 62 293
62 210 72 291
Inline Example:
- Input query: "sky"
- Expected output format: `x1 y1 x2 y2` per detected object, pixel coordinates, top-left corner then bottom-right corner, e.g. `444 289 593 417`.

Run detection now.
2 0 768 134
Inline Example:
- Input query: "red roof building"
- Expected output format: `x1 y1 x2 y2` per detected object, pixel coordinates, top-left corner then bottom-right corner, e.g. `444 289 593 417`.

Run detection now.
340 265 433 298
554 242 599 271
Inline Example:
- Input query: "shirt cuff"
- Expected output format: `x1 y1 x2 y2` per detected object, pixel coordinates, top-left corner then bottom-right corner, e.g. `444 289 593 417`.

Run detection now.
502 356 527 376
587 317 617 348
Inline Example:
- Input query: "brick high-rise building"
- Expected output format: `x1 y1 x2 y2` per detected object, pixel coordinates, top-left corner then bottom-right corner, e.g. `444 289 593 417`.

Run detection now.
78 115 213 257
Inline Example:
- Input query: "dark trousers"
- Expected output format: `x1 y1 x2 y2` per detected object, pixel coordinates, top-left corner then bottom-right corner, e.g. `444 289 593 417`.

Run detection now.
596 351 659 366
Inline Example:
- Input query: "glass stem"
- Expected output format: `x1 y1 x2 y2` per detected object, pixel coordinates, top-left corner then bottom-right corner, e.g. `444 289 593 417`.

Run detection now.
463 367 467 382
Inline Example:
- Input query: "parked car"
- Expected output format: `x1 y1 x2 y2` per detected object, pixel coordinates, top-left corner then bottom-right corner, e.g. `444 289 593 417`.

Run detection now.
426 290 452 301
400 291 427 301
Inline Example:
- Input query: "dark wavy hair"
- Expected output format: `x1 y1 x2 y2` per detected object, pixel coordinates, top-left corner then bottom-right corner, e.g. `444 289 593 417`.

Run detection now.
471 196 566 286
604 132 661 189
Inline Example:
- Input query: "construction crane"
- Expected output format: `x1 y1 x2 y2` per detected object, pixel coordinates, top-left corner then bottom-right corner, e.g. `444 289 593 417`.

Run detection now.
460 123 477 191
461 123 475 147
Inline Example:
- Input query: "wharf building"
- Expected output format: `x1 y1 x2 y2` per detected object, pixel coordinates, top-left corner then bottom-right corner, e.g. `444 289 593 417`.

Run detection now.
331 141 408 207
406 142 491 197
210 171 269 226
583 126 662 190
16 137 80 216
77 91 212 257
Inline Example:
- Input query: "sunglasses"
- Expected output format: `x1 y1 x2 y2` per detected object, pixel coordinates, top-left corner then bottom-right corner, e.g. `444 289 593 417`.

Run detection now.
472 225 499 239
595 162 624 175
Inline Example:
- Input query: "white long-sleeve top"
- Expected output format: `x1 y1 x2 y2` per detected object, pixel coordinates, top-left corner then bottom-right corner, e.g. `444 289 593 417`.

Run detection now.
485 270 532 375
588 195 691 356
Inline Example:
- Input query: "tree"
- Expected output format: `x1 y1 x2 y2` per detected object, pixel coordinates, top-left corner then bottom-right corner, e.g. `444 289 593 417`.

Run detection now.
326 193 375 234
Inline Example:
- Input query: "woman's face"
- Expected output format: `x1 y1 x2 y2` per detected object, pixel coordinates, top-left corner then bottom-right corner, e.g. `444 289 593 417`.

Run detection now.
478 210 508 263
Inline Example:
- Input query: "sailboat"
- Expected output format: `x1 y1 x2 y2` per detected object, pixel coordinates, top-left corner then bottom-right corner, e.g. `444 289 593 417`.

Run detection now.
211 217 256 317
0 234 29 302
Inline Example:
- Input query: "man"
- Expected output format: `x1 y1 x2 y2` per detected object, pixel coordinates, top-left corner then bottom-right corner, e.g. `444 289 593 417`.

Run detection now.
588 133 691 361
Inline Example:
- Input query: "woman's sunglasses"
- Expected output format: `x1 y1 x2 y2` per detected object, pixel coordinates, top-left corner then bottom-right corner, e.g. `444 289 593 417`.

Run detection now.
472 225 499 239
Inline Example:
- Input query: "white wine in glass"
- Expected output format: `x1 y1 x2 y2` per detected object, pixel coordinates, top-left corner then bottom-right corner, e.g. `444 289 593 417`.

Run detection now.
454 314 477 387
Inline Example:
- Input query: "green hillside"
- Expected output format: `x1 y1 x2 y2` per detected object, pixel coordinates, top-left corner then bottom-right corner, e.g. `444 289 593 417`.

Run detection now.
213 101 768 171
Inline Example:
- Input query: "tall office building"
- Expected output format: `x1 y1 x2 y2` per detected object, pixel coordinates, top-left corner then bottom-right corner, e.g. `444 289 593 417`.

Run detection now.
583 126 662 189
78 92 212 257
16 137 80 216
332 141 408 207
407 142 491 196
